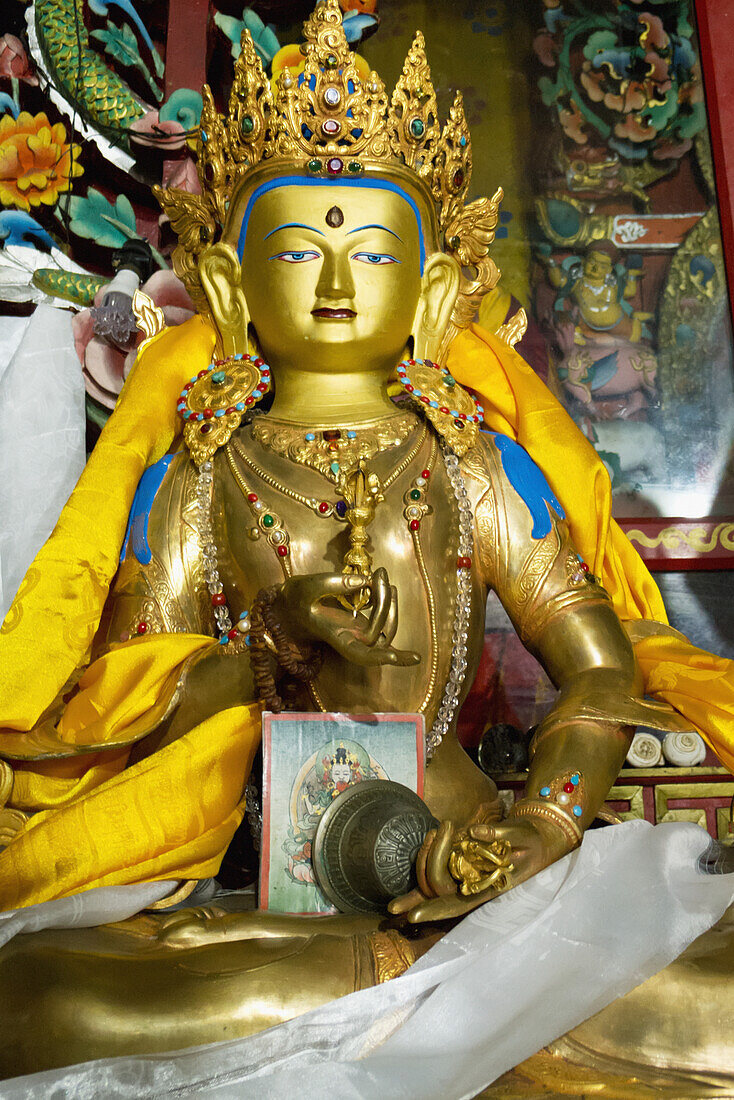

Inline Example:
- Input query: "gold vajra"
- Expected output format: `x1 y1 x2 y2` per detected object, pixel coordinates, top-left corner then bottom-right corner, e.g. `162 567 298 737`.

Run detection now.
448 836 514 896
338 461 384 612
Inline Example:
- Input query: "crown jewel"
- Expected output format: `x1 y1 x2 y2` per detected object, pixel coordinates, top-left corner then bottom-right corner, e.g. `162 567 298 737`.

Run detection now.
155 0 501 320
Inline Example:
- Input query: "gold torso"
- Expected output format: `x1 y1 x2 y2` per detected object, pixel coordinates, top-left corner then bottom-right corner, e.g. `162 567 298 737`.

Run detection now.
215 415 494 821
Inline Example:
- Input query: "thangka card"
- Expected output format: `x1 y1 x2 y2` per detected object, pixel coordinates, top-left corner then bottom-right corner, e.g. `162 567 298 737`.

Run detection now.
260 712 425 914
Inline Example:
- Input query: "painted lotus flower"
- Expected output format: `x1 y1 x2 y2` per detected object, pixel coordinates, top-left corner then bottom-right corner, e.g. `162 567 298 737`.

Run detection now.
0 112 83 212
0 35 37 85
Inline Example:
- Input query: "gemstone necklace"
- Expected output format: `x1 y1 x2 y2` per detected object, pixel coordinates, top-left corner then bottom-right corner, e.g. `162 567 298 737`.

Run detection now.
232 422 429 520
196 437 474 759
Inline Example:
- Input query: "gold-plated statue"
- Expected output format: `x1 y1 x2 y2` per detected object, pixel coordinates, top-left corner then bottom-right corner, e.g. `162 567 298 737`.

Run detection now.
0 2 733 1087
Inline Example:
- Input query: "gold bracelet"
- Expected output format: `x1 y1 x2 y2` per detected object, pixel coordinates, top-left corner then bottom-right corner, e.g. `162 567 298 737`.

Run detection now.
508 799 583 849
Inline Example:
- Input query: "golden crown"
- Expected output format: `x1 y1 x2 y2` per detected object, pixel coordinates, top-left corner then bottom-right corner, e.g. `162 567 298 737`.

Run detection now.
156 0 504 350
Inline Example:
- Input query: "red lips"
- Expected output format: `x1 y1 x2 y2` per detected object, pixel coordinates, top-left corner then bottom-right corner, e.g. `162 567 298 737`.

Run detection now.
311 307 357 319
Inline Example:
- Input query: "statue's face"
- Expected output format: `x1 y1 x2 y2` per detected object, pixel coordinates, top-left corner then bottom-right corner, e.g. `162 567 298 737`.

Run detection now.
239 183 423 373
583 250 613 284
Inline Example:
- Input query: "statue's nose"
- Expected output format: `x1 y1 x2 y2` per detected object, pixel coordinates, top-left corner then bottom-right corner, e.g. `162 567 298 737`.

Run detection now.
315 248 356 301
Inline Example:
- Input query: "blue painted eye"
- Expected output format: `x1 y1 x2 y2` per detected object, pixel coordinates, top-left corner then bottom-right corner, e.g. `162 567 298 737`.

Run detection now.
270 250 320 263
352 252 399 265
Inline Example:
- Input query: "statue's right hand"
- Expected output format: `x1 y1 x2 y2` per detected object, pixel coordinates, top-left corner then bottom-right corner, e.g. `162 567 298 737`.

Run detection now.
274 567 420 668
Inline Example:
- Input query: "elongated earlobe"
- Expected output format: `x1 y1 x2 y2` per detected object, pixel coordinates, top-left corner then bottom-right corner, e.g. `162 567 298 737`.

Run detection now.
199 243 251 358
411 252 461 365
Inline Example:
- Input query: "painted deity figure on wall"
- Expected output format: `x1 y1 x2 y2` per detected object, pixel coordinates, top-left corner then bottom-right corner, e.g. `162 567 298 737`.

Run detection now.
544 240 658 422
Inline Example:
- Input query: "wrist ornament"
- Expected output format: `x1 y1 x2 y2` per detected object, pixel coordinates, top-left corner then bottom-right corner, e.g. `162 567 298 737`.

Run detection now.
508 798 583 850
248 586 322 712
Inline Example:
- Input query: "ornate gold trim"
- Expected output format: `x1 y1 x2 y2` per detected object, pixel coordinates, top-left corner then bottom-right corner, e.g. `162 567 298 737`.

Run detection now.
368 929 417 983
495 307 528 349
132 289 165 349
625 522 734 554
509 798 582 848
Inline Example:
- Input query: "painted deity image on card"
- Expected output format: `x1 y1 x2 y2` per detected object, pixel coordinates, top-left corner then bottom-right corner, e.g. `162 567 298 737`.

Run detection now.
261 713 425 914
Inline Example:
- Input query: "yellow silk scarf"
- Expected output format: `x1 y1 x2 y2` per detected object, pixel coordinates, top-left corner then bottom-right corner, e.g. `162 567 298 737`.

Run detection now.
0 315 731 910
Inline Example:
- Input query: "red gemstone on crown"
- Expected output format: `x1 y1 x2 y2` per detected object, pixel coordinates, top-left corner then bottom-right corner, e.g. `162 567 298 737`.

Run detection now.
405 384 414 393
409 519 420 531
257 383 268 393
322 119 341 136
212 593 227 607
453 169 464 189
421 469 431 479
580 562 590 572
420 395 430 404
277 545 289 557
245 396 255 405
203 408 214 419
227 628 239 641
326 157 344 175
197 370 209 379
137 621 148 634
563 782 575 794
323 429 341 441
439 406 449 414
226 406 236 414
247 493 258 502
318 502 330 514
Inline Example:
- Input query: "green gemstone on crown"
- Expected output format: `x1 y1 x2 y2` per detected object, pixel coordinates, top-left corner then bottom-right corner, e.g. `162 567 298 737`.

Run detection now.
308 158 323 173
409 117 425 138
241 115 254 134
262 514 275 528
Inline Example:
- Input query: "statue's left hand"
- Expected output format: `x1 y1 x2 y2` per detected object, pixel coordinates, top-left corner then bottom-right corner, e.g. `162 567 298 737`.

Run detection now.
388 815 573 923
275 566 420 668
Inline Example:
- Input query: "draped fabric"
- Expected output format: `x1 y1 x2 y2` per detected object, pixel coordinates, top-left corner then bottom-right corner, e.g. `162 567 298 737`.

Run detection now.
0 315 731 911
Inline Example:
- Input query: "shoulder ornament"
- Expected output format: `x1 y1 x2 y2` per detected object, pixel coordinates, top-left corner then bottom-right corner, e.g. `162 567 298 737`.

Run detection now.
176 353 271 466
396 358 483 457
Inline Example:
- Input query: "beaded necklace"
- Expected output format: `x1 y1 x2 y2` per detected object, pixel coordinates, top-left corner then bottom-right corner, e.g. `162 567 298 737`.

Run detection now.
195 425 474 759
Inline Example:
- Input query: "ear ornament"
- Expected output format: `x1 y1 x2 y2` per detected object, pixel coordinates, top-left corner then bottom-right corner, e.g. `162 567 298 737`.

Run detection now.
177 353 271 466
396 358 483 457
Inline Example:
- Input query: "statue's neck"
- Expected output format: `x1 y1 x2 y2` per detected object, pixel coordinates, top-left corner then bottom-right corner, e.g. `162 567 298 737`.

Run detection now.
266 364 399 426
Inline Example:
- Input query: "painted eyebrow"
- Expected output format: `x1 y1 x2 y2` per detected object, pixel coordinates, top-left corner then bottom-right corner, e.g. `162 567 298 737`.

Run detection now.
346 224 403 241
263 223 326 240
